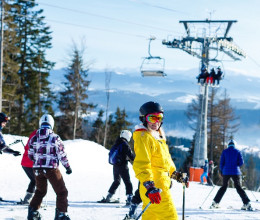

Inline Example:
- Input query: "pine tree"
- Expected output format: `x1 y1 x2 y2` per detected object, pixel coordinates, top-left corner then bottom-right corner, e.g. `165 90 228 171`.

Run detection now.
8 0 54 135
242 155 257 190
105 107 132 149
58 43 95 140
90 109 105 145
1 1 20 132
217 89 239 151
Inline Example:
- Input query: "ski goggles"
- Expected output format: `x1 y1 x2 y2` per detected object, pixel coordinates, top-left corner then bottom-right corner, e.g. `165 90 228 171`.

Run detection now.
145 113 164 124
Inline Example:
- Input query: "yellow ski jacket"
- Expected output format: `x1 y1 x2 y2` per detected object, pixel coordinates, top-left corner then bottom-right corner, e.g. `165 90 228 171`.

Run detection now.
133 126 176 185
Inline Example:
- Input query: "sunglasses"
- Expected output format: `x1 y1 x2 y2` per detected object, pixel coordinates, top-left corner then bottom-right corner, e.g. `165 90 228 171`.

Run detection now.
146 113 164 124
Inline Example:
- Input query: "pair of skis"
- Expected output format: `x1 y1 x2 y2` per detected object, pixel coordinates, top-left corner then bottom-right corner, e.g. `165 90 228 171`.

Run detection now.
0 198 29 205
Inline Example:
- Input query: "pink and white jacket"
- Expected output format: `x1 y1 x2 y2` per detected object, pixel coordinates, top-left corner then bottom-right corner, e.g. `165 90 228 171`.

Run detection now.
28 127 70 169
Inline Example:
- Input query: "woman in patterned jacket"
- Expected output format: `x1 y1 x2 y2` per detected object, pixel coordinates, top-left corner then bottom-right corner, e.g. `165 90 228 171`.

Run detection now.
27 114 72 220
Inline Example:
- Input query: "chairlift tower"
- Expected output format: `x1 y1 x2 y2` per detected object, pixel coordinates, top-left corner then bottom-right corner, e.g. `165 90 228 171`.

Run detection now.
162 19 246 168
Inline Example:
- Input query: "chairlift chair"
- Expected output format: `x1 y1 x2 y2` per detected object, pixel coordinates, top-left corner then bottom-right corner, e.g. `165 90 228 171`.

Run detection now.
140 37 166 77
140 56 166 77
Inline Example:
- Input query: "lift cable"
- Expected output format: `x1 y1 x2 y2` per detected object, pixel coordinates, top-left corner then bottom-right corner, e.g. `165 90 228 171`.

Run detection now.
19 0 182 34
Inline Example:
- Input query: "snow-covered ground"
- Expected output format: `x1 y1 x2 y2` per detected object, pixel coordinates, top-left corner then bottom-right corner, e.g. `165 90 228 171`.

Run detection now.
0 134 260 220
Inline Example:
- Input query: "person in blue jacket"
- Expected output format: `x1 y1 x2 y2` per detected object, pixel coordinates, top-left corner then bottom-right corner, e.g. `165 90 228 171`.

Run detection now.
210 139 252 210
200 160 208 184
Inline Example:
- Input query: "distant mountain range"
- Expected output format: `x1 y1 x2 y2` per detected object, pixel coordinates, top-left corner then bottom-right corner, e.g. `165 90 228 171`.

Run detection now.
50 68 260 110
50 68 260 148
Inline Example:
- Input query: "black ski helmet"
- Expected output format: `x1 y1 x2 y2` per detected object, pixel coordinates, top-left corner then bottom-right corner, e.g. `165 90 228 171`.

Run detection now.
139 101 164 126
0 112 10 123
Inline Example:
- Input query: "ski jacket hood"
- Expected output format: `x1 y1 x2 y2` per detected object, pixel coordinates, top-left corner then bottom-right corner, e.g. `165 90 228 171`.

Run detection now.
220 146 243 175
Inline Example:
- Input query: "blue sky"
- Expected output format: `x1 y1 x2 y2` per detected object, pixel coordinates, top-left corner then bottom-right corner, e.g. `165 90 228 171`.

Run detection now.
37 0 260 78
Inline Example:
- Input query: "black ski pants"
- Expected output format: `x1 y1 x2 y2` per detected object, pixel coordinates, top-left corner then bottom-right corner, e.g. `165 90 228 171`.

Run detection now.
108 164 133 195
213 175 250 204
22 166 36 193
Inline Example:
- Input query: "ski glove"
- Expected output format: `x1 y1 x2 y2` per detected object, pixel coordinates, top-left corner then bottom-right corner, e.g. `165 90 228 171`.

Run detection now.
12 151 21 156
171 171 189 188
143 181 161 204
66 167 72 175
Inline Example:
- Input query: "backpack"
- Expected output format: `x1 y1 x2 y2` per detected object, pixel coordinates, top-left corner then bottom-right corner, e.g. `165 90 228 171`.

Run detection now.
108 143 123 165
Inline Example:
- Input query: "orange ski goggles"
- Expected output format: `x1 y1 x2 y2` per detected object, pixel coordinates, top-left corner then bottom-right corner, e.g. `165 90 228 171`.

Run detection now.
146 112 164 124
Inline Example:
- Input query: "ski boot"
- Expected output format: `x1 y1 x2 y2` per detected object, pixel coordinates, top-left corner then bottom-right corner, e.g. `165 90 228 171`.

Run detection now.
99 193 112 203
129 202 138 217
28 206 41 220
19 192 34 205
241 202 253 211
126 194 133 206
98 192 120 203
105 193 113 202
210 201 220 209
123 214 136 220
54 208 71 220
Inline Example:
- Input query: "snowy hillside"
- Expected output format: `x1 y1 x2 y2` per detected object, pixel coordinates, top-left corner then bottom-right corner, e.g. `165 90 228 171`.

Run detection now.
0 135 260 219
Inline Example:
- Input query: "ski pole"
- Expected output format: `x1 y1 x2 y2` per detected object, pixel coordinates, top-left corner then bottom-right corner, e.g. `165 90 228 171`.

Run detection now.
199 176 222 209
182 173 188 220
1 139 23 151
250 190 259 202
9 139 23 147
182 184 185 220
199 185 215 209
21 140 25 147
135 201 151 220
243 176 259 202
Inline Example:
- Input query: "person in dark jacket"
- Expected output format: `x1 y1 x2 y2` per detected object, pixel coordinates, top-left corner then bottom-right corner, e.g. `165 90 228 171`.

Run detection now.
210 139 252 210
214 66 223 85
0 112 21 200
103 130 135 205
0 113 21 157
197 66 209 85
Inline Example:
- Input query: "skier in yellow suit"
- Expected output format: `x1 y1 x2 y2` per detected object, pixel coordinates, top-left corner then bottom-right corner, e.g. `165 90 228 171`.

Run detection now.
133 101 188 220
